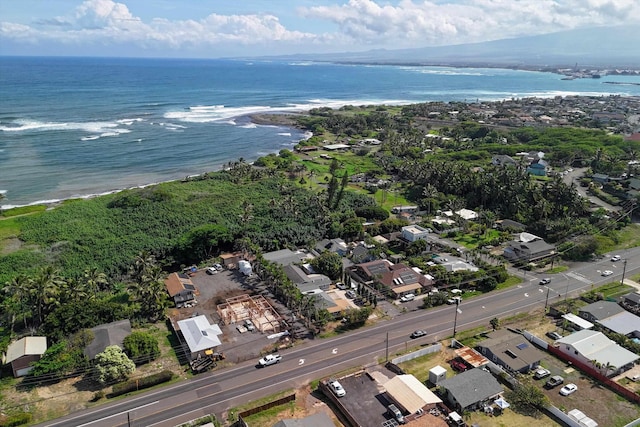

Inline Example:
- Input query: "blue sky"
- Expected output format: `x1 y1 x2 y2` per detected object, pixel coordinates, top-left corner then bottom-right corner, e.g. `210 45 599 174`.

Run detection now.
1 0 638 58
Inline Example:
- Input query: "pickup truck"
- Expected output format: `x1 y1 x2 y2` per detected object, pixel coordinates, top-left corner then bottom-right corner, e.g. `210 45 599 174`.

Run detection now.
258 354 282 367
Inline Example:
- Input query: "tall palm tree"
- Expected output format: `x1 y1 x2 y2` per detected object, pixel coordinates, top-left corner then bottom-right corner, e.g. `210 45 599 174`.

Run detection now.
28 266 64 325
2 274 31 333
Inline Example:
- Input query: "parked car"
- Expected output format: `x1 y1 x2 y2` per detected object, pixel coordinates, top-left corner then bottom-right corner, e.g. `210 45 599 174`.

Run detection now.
387 404 406 424
244 319 255 332
602 270 613 277
258 354 281 367
400 293 415 302
449 359 469 372
611 255 621 262
206 267 218 275
328 380 346 397
539 278 551 285
545 375 564 388
410 330 427 339
345 290 357 299
447 296 462 305
534 368 551 379
560 383 578 396
213 263 223 271
546 331 563 340
336 282 348 290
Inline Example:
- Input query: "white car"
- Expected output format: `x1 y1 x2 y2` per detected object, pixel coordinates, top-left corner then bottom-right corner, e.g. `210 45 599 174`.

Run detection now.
602 270 613 277
560 383 578 396
206 266 218 275
328 380 346 397
400 293 415 302
258 354 282 367
534 368 551 379
611 255 621 262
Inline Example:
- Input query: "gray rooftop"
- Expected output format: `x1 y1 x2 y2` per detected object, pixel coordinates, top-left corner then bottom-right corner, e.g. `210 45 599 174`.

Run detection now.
84 319 132 360
579 301 625 321
438 368 503 410
477 330 544 372
263 249 311 266
556 330 639 369
598 311 640 336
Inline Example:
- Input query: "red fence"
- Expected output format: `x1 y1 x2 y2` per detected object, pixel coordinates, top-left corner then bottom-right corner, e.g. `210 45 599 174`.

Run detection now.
546 345 640 404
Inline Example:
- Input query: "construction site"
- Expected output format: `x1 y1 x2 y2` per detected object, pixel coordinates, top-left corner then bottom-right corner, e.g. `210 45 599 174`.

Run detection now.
217 294 284 334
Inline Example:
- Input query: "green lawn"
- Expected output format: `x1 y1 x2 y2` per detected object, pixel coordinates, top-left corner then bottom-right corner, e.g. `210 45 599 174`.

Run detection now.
454 229 502 249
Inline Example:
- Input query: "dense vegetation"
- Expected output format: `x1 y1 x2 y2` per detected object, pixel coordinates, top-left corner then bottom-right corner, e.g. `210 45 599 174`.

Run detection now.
1 98 639 380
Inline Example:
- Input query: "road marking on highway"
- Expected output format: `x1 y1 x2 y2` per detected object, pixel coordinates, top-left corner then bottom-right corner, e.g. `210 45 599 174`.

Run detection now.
482 306 485 309
299 359 305 365
75 401 159 427
539 288 544 293
567 272 592 284
524 293 529 297
332 348 338 354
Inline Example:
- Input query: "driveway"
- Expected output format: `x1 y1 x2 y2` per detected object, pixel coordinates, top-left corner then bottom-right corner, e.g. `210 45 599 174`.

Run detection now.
563 167 621 211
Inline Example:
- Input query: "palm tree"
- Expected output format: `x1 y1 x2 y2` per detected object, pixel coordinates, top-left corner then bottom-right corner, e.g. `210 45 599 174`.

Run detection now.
28 266 64 325
83 267 108 294
2 274 31 333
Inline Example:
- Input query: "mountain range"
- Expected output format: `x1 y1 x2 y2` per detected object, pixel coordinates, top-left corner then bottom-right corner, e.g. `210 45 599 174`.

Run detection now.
262 25 640 69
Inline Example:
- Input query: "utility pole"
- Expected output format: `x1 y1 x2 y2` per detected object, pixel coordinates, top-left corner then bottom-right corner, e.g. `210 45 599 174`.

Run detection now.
453 299 461 337
621 259 628 286
385 331 389 363
544 286 550 312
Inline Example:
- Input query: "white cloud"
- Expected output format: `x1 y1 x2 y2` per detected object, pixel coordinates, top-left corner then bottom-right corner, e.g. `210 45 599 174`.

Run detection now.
299 0 640 47
1 0 639 55
1 0 320 53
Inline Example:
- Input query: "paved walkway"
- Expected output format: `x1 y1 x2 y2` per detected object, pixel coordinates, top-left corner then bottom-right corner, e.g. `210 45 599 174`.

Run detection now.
623 278 640 293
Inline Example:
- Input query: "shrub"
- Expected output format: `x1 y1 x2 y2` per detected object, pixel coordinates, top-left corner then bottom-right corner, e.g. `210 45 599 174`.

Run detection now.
110 370 174 397
123 331 160 365
0 413 32 427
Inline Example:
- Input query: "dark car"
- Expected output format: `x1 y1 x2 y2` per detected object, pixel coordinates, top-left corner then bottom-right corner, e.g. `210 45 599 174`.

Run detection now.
546 331 563 340
545 375 564 388
450 358 469 372
539 278 551 285
410 330 427 339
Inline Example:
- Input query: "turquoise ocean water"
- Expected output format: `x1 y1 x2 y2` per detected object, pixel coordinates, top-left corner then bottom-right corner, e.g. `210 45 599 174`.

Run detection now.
1 56 639 208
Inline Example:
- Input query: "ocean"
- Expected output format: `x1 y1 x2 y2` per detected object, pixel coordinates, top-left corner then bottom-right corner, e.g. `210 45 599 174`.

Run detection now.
1 56 640 208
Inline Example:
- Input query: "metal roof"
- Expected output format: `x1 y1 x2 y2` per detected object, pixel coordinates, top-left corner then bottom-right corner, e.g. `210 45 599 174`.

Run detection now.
384 374 442 414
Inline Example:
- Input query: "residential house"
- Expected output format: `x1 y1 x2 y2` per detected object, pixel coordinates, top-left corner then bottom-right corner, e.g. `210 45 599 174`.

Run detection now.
165 272 197 306
554 330 639 377
283 264 332 295
592 173 610 184
620 292 640 310
176 315 223 359
380 263 433 298
437 368 503 412
494 219 526 232
84 319 132 360
272 412 334 427
4 336 47 377
443 209 478 221
491 154 517 167
384 374 442 414
350 242 377 264
401 225 430 243
437 257 479 273
579 301 640 337
578 301 625 323
476 330 544 373
503 233 555 262
351 259 394 284
314 238 348 256
263 249 313 266
527 158 548 176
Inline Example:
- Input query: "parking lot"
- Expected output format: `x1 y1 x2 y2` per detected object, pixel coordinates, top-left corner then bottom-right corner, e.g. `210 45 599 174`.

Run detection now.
171 267 306 364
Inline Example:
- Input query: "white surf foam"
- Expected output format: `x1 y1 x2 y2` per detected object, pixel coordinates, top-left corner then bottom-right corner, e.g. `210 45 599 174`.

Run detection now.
278 132 291 136
241 123 257 129
0 118 131 134
80 135 100 141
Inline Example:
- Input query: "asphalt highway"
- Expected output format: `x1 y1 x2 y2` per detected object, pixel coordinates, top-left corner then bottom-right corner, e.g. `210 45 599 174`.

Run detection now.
38 247 640 427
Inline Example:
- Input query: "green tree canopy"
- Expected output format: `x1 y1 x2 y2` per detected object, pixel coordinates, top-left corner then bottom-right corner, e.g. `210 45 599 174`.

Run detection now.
310 251 343 281
123 331 160 365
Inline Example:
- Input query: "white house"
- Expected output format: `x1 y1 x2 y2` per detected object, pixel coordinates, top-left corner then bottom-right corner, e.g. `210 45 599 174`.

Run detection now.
554 330 639 377
401 225 430 243
177 315 223 358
